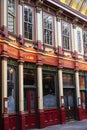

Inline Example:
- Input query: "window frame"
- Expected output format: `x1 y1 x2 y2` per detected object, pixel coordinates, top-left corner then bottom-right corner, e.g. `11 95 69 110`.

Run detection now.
83 30 87 56
43 12 54 46
62 20 71 51
23 4 35 41
7 0 17 34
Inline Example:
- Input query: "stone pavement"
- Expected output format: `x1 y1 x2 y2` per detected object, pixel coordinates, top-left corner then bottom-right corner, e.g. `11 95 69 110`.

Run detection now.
30 120 87 130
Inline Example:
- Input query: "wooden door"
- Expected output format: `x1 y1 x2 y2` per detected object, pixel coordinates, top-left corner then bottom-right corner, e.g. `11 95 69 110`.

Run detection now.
27 89 37 129
64 89 76 121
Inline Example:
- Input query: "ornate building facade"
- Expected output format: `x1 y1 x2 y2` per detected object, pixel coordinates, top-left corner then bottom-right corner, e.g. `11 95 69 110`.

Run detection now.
0 0 87 130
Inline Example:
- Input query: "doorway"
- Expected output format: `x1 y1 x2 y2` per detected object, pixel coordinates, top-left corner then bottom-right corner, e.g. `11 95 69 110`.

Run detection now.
24 88 37 129
64 88 76 121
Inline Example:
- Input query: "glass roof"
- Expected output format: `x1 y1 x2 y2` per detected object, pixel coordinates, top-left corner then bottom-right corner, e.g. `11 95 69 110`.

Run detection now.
60 0 87 16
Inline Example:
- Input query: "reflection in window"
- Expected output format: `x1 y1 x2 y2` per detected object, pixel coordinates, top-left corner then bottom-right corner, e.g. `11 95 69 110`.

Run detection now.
63 74 74 87
83 31 87 55
77 31 82 53
62 21 71 50
43 13 53 45
24 69 35 86
7 67 15 113
24 6 33 40
8 0 15 33
43 73 56 108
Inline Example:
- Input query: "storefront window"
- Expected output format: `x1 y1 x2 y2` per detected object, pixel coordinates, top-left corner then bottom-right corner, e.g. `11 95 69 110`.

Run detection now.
79 75 86 109
43 73 56 108
7 66 15 113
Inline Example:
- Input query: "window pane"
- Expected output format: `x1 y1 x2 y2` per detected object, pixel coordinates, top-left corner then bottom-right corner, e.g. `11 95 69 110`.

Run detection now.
62 21 70 50
43 13 53 45
8 13 14 33
83 31 87 55
8 67 15 113
24 6 33 40
8 0 15 33
77 31 82 53
43 73 56 108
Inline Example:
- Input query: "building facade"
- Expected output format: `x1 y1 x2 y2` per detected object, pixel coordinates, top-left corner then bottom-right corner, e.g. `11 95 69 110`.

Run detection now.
0 0 87 130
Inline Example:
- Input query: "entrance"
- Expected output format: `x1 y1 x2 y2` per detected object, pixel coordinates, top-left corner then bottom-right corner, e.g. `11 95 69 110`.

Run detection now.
64 89 76 121
24 88 37 129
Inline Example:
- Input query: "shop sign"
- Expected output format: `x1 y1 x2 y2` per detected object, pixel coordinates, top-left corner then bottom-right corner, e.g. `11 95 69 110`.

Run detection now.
24 53 36 62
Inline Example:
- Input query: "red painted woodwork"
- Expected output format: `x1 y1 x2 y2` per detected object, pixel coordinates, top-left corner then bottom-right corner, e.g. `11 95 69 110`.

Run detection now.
43 108 59 127
77 106 82 121
82 108 87 119
42 55 58 66
19 111 26 130
38 109 45 128
9 114 16 130
58 46 64 56
2 113 9 130
72 51 78 59
25 113 29 129
60 107 66 124
27 90 37 129
34 40 43 50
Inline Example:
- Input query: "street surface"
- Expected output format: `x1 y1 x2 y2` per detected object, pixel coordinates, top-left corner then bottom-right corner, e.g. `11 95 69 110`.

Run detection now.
30 120 87 130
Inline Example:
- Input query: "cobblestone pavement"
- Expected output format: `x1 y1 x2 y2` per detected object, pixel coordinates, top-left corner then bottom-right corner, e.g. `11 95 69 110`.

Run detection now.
30 120 87 130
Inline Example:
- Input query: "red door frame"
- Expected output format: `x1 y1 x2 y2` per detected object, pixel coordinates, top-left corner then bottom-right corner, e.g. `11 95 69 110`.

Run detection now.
27 89 37 129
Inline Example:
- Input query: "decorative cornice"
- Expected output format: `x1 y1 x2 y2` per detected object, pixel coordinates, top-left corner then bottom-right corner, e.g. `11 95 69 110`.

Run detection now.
46 0 87 22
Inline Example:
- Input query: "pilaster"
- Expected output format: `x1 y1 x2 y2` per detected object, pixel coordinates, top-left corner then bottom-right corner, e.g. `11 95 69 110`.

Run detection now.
75 68 82 120
34 7 43 50
58 66 66 124
1 0 8 37
37 57 44 128
18 52 25 130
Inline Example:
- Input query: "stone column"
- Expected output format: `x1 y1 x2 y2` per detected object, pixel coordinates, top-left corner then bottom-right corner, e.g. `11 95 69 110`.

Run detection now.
56 17 63 55
1 0 8 36
58 67 66 124
35 7 43 50
37 59 44 128
75 69 82 120
17 3 23 44
18 52 25 130
72 24 78 59
1 44 9 130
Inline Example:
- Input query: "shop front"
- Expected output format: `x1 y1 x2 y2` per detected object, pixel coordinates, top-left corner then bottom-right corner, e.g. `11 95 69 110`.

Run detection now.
42 65 59 126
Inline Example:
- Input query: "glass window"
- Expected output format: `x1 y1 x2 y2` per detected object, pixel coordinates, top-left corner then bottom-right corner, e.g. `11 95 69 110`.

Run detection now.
8 0 16 33
43 73 57 108
63 73 74 88
77 31 82 53
43 13 53 45
62 21 71 50
24 69 35 86
83 31 87 55
24 5 34 40
7 66 16 113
